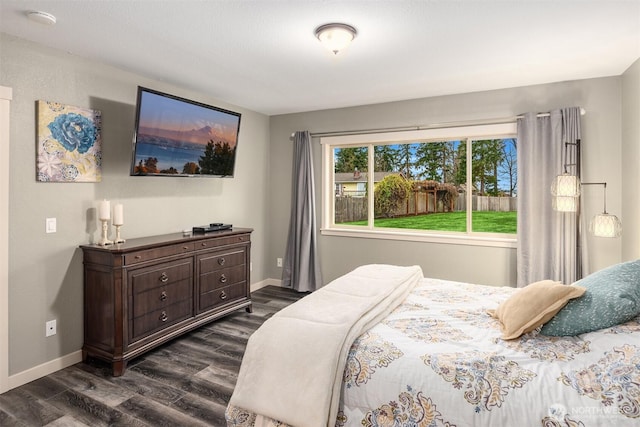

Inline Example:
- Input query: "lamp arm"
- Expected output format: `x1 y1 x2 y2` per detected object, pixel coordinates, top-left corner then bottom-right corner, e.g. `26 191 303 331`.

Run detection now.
563 140 580 174
581 182 608 213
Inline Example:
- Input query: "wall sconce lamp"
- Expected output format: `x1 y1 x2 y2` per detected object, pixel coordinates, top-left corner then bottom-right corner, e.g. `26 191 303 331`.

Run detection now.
315 23 357 55
551 140 581 200
583 182 623 238
551 140 622 237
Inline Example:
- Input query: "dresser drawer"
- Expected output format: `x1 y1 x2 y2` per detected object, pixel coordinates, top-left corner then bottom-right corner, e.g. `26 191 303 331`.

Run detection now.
131 279 192 318
129 259 192 295
124 242 195 265
194 234 250 251
199 282 246 312
197 249 245 273
131 299 193 341
199 265 245 293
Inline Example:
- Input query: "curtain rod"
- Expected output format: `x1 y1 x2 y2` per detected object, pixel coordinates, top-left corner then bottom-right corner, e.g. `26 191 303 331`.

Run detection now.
290 108 586 139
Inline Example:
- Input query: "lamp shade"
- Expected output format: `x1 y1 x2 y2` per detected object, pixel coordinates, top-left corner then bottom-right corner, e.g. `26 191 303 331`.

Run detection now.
552 195 578 212
315 23 357 55
551 173 581 197
589 213 622 238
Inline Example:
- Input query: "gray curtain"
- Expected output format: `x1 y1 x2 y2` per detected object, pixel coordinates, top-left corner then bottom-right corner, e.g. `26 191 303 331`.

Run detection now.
517 107 586 287
282 131 322 292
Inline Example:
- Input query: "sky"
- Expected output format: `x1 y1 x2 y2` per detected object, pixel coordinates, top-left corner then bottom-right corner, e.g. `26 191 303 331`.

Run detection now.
137 90 240 144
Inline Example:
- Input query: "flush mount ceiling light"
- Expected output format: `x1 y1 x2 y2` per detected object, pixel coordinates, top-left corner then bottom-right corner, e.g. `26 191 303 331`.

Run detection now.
315 23 357 55
27 11 57 25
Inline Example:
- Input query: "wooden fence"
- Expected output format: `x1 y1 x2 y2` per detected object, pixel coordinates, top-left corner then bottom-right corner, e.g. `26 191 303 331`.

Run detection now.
334 196 368 223
335 194 517 223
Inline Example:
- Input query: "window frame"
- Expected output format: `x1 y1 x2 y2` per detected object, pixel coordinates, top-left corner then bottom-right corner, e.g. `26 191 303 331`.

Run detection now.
320 123 518 248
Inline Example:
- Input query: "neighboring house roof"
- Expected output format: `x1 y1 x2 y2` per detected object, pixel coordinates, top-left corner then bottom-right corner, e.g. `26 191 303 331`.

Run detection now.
458 183 478 193
334 171 397 184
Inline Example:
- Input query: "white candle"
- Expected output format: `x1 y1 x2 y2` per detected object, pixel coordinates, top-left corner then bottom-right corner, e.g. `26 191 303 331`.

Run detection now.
98 200 110 221
113 203 124 226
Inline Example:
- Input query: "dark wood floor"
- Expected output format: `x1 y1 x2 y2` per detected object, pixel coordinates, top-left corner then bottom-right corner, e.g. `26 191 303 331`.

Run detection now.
0 286 305 427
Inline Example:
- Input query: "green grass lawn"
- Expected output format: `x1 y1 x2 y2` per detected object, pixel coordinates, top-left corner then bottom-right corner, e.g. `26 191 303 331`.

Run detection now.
345 211 517 234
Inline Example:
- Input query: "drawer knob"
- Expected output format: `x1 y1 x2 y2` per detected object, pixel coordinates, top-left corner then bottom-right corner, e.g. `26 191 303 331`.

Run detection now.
201 242 207 247
134 255 142 260
182 246 189 250
219 274 227 283
160 291 167 301
159 272 169 283
220 290 227 300
218 257 226 266
160 311 168 322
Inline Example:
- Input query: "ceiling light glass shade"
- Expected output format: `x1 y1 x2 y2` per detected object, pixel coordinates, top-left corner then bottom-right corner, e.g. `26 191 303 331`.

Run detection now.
589 213 622 238
27 11 57 25
551 173 581 197
552 195 578 212
315 23 357 55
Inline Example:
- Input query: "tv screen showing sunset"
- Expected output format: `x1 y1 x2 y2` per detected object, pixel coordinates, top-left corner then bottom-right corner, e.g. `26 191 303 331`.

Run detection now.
132 88 241 177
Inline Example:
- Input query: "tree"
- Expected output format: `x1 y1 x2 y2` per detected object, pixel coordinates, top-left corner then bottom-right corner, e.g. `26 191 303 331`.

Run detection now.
447 141 462 185
334 147 367 173
160 167 179 174
414 141 457 182
199 140 236 175
374 174 413 218
499 138 517 196
396 144 414 178
472 139 505 196
133 157 159 174
454 143 467 187
374 145 398 172
183 162 200 175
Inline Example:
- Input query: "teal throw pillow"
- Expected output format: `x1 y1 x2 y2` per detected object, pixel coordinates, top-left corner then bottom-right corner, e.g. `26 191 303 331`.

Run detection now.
540 259 640 336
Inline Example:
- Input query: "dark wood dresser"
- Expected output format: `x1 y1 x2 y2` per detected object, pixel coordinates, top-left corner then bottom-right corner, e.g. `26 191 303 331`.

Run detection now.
80 228 252 376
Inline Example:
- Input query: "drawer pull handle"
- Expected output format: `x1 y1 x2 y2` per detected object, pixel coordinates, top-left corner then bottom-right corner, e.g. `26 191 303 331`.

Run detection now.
220 291 227 300
160 311 168 322
160 272 169 283
182 246 189 250
218 257 226 266
134 255 142 260
160 291 167 301
201 242 207 247
219 274 227 283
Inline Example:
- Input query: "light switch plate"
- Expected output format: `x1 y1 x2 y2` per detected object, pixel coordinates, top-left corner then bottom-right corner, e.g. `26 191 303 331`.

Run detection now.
46 217 56 233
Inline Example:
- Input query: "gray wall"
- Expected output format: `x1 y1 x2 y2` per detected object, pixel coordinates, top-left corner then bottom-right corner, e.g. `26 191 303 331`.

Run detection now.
622 58 640 261
269 78 624 286
1 34 270 375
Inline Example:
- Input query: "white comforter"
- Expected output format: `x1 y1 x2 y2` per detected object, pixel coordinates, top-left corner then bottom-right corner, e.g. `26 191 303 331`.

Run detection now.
228 264 423 427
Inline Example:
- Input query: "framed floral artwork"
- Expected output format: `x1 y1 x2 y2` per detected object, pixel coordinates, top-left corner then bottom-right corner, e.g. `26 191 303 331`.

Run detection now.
36 100 102 182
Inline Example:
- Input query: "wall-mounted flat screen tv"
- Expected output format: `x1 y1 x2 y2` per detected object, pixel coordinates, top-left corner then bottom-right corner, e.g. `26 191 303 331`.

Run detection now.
130 86 241 177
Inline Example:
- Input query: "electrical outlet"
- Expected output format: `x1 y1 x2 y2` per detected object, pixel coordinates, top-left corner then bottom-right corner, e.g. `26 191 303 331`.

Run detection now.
277 257 283 267
46 320 56 337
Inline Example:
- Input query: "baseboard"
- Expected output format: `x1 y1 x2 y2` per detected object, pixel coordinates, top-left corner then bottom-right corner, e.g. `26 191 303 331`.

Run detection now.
7 350 82 391
250 278 283 292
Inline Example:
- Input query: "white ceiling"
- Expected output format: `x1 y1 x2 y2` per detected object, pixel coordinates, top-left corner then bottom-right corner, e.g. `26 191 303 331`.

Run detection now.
1 1 639 115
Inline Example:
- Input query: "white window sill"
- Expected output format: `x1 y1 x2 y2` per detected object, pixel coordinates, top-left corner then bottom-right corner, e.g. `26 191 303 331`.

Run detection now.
320 227 517 249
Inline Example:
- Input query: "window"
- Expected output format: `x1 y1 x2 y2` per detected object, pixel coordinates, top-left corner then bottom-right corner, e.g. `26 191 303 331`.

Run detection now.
321 123 518 247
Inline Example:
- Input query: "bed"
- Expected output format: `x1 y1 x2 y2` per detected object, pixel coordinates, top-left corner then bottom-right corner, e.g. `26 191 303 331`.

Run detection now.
226 263 640 427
